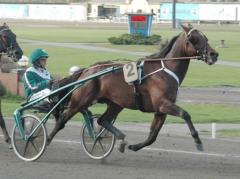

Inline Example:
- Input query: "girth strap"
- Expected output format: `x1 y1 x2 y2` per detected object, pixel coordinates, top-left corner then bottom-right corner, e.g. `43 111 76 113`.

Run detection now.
132 82 145 112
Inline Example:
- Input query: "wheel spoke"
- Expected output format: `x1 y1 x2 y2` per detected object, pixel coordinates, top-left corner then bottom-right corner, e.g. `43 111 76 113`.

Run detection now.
11 114 47 162
30 140 39 153
35 127 43 136
31 134 43 140
81 117 115 160
29 120 36 133
90 138 98 154
23 140 30 156
97 139 107 153
95 128 107 139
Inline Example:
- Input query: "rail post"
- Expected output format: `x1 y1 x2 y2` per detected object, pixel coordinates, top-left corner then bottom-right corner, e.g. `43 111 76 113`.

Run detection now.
211 123 216 139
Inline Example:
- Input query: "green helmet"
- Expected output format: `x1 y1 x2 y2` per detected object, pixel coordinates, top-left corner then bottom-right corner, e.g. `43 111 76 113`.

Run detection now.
30 48 49 64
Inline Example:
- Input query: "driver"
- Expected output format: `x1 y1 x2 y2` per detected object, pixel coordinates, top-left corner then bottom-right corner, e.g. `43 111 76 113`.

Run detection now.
22 48 53 104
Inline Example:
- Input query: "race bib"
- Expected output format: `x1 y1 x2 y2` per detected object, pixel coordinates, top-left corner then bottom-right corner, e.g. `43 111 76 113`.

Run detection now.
123 62 138 83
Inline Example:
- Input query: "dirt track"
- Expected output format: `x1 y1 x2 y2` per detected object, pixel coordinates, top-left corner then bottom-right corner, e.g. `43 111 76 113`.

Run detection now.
178 86 240 104
1 121 240 179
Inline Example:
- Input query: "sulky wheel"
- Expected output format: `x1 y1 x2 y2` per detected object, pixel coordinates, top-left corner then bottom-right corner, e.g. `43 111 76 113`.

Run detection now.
11 114 47 162
81 118 116 160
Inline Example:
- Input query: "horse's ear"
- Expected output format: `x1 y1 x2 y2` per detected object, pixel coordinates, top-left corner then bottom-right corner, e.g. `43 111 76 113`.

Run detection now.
181 24 189 33
3 22 8 28
188 24 193 28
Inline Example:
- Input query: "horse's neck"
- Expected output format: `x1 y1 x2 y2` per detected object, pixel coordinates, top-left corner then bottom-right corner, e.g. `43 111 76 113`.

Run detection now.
165 38 190 85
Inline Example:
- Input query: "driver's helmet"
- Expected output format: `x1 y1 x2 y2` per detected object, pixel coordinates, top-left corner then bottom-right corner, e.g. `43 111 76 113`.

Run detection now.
30 48 49 64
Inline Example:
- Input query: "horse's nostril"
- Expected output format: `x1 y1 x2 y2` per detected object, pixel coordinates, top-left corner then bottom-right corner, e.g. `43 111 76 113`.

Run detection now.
210 52 218 58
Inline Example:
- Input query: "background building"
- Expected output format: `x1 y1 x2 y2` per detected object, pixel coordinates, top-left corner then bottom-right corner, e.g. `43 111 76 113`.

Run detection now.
0 0 240 22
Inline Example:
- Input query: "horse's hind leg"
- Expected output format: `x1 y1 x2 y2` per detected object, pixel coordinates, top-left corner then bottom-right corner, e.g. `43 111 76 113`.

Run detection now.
97 102 127 152
128 113 166 152
159 100 203 151
48 79 99 144
47 107 79 144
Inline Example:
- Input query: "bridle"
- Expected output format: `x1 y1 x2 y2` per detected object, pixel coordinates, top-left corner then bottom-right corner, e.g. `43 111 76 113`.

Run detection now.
186 28 208 62
0 27 17 59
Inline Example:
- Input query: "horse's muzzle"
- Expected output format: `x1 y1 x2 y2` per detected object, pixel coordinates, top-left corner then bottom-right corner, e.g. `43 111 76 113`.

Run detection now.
11 46 23 61
207 52 219 65
14 50 23 61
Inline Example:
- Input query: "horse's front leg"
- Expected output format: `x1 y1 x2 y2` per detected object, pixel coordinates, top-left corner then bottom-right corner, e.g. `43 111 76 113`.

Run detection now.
159 100 203 151
128 113 166 152
0 102 11 148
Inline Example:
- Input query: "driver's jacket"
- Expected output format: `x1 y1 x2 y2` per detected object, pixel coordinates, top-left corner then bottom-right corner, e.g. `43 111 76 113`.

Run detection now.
22 67 53 98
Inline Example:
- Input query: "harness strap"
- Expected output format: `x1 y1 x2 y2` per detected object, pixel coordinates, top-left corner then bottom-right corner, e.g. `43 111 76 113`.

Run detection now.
187 28 197 37
132 60 180 111
132 82 145 112
137 60 145 84
161 61 180 86
0 28 9 33
131 60 145 111
142 60 180 87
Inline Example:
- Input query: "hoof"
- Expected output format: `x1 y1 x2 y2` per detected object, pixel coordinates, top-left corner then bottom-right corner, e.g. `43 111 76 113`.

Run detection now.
128 145 138 152
8 144 13 150
196 143 204 151
47 138 52 146
5 138 12 149
118 140 128 153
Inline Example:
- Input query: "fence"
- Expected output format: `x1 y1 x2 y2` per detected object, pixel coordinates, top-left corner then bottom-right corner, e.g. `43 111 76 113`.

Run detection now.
0 70 25 96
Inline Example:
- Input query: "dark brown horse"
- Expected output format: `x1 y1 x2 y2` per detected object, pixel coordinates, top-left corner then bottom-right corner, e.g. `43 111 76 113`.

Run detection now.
0 23 23 147
48 24 218 152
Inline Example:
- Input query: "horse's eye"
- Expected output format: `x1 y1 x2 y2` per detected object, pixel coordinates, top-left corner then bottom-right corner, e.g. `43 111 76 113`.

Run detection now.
2 35 7 39
189 36 198 44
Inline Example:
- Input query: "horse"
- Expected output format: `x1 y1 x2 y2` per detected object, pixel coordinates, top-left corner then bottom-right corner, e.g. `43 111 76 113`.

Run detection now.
47 24 218 153
0 23 23 147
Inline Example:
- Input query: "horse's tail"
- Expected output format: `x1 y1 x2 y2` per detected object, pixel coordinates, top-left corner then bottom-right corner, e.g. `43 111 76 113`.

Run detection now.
57 68 86 87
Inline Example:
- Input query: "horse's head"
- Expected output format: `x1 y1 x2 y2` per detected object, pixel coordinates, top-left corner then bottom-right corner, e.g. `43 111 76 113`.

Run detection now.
181 24 218 65
0 23 23 61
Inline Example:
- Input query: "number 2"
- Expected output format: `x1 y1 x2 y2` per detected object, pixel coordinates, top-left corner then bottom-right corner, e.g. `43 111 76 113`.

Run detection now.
126 63 134 77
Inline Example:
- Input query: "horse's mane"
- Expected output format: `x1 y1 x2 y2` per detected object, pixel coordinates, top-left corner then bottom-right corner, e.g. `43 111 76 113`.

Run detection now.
147 34 180 59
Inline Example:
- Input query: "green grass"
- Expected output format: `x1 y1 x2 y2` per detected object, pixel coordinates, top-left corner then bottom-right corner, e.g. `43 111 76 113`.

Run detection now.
12 23 240 62
15 27 127 43
204 31 240 62
182 61 240 87
2 100 240 123
20 44 138 76
20 43 240 86
217 129 240 137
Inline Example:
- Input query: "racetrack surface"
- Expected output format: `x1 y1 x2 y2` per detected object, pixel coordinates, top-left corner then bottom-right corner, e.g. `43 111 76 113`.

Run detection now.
1 121 240 179
178 86 240 104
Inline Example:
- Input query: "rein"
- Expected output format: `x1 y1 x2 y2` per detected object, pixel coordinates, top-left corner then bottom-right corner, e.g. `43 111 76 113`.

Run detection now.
86 55 201 70
144 55 202 62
